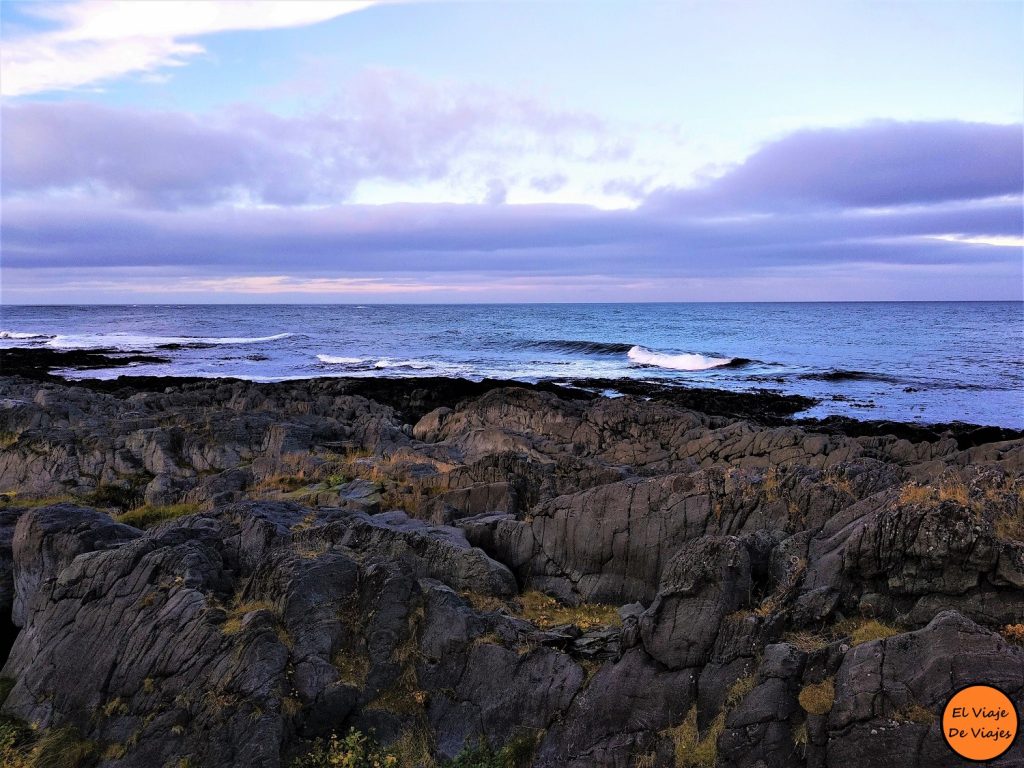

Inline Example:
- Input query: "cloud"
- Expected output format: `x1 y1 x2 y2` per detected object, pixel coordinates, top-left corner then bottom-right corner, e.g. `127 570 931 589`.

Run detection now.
0 0 374 96
2 119 1020 301
647 121 1023 213
1 74 619 208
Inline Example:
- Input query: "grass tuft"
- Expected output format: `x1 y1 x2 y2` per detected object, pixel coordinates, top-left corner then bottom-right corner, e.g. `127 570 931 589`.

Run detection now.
516 591 621 631
662 707 723 768
798 678 835 716
117 503 201 529
848 618 901 646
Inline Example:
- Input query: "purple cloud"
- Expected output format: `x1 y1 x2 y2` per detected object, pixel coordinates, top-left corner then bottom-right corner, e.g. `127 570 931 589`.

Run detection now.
2 115 1020 301
648 121 1023 213
1 70 621 209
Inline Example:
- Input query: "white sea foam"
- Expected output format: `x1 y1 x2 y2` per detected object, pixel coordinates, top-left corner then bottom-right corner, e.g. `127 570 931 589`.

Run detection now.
44 332 292 350
0 331 53 339
373 358 433 370
317 355 366 364
627 345 733 371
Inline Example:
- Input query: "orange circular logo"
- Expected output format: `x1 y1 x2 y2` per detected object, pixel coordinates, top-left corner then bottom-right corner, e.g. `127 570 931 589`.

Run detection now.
942 685 1019 761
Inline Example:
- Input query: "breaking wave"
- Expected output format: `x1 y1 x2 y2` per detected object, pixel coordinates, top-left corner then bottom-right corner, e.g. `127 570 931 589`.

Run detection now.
43 332 293 350
317 355 366 365
627 345 737 371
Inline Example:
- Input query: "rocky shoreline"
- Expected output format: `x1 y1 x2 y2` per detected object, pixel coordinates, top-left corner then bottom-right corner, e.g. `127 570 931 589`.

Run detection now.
0 365 1022 767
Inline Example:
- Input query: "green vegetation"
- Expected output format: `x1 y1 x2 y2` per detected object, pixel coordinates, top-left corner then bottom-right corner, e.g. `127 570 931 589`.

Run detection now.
85 483 145 512
444 732 538 768
290 729 398 768
0 494 75 509
116 503 201 529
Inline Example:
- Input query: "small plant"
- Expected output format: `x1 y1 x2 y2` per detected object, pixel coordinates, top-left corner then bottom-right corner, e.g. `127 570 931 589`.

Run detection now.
662 707 723 768
290 728 398 768
847 618 901 646
792 720 809 755
517 591 621 630
724 673 756 708
1002 623 1024 644
86 483 145 512
332 650 370 687
894 702 936 724
898 483 934 506
783 631 828 653
461 592 509 614
27 726 96 768
220 599 279 635
995 513 1024 542
0 718 33 768
117 503 201 529
798 678 835 716
444 732 538 768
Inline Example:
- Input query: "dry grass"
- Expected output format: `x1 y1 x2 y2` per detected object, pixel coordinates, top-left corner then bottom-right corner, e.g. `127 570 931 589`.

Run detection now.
798 678 835 716
783 631 829 653
461 591 509 614
386 728 436 768
898 478 971 508
366 673 428 717
290 511 319 533
897 483 935 506
117 503 202 529
332 650 370 688
26 726 96 768
792 720 809 752
281 696 303 718
0 494 75 508
846 618 901 646
995 512 1024 542
1001 624 1024 645
517 591 621 630
221 599 279 635
662 707 723 768
724 673 757 708
894 702 936 724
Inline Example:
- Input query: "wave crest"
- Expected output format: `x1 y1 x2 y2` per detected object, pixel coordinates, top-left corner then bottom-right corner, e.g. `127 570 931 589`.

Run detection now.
627 345 735 371
0 331 53 340
317 355 366 365
44 332 292 350
525 339 635 355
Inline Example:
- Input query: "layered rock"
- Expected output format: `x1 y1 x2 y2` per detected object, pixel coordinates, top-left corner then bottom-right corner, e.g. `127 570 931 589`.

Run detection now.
0 374 1021 767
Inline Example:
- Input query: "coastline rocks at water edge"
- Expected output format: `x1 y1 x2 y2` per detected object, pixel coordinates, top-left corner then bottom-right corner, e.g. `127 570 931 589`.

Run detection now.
0 374 1021 767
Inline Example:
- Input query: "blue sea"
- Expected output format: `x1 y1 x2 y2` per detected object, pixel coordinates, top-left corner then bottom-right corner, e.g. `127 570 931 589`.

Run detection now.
2 303 1022 428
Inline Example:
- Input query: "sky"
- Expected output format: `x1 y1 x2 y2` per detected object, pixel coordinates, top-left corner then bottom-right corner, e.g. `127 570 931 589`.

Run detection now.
0 0 1022 303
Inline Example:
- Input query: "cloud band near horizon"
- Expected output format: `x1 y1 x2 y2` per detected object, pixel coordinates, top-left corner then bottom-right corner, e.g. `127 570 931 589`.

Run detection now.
2 103 1021 302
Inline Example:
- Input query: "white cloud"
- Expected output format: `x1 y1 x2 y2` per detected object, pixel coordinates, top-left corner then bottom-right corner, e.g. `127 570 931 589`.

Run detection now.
928 234 1024 248
0 0 374 96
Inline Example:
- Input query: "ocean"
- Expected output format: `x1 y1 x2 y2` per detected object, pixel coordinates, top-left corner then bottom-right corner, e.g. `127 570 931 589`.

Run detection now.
2 302 1022 428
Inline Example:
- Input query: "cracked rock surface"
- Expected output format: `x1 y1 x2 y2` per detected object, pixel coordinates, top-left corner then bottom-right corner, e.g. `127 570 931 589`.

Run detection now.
0 375 1021 767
